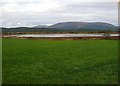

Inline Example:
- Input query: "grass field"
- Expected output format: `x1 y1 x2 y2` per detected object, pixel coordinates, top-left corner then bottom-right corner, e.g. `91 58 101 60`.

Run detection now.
3 38 118 84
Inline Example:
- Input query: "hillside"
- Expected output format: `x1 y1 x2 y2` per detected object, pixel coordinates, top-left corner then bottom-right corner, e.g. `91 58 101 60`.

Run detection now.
49 22 115 30
2 22 118 33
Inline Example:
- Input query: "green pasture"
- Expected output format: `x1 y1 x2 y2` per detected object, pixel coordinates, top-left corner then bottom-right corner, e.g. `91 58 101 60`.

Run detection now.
2 39 118 84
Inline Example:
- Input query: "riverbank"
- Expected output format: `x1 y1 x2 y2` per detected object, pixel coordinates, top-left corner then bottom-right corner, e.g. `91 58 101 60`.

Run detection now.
2 33 119 40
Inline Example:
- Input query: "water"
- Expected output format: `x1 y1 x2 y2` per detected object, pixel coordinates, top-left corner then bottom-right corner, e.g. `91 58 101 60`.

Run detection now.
3 34 119 38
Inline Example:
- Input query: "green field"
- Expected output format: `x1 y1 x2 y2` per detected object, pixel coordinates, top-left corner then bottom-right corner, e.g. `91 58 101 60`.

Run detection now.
3 39 118 84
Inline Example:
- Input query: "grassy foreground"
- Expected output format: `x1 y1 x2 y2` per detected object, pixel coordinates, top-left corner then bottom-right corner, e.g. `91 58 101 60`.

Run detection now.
3 39 118 84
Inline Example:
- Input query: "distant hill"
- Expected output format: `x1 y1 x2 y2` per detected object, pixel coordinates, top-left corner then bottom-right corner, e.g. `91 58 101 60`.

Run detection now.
49 22 116 30
2 22 118 33
33 25 48 28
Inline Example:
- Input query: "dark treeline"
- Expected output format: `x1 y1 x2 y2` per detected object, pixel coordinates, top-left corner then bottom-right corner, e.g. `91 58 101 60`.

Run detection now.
1 27 119 34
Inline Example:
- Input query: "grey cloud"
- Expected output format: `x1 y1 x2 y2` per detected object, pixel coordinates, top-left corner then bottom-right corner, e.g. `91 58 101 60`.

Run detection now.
1 2 118 27
53 2 117 14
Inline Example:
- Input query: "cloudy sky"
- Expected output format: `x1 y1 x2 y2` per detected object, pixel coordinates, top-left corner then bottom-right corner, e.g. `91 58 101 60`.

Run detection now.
0 0 118 27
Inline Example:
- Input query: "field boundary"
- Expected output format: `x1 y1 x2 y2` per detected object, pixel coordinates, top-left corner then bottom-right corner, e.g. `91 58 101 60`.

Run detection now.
2 36 119 40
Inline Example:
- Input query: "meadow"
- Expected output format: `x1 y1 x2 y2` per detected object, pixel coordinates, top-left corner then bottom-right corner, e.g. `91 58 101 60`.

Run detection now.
2 38 118 84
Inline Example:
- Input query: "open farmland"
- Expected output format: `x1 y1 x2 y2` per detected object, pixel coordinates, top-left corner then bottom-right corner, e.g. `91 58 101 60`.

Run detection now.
2 39 118 84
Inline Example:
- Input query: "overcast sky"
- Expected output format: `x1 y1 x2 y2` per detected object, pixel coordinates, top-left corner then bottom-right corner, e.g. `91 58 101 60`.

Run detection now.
0 0 118 27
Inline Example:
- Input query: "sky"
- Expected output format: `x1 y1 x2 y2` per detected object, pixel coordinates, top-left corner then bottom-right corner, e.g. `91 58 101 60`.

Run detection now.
0 0 118 27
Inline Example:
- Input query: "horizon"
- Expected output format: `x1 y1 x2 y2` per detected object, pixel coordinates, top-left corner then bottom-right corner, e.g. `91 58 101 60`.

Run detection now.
0 0 118 28
1 21 118 28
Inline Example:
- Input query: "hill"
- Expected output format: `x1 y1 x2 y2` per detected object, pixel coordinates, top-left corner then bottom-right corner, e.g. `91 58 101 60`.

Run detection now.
2 22 118 33
49 22 116 30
